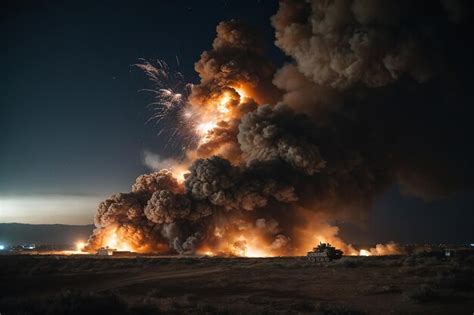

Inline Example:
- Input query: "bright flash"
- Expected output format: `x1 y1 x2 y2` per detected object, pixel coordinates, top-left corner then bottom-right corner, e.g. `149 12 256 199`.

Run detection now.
196 121 217 136
217 95 231 114
359 249 371 256
75 241 85 252
106 231 132 251
233 86 248 102
245 246 269 258
171 167 188 183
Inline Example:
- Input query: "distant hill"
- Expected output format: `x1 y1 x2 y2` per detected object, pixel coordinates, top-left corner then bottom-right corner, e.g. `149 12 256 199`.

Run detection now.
0 223 94 245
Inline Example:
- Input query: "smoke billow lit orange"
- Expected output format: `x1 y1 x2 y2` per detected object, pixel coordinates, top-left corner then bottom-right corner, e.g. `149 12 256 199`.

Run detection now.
84 5 463 257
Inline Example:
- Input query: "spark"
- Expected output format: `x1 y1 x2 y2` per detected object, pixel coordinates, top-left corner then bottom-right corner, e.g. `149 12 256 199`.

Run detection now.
136 59 255 154
135 59 195 152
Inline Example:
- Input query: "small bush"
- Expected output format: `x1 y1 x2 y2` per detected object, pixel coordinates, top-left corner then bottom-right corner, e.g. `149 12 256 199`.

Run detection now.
462 255 474 266
362 285 401 295
0 290 163 315
196 302 219 313
334 257 362 268
313 302 366 315
434 268 474 291
146 288 162 298
182 258 200 265
127 297 162 315
290 300 316 312
404 285 439 303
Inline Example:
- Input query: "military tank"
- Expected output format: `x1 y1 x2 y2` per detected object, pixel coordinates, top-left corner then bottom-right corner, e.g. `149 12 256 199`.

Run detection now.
307 242 343 262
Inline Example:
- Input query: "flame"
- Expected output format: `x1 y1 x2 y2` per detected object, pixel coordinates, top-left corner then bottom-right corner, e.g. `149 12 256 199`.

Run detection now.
233 86 248 102
217 93 231 113
169 164 189 183
192 82 249 142
245 246 269 258
196 121 218 136
57 241 89 255
231 234 273 257
92 73 407 258
75 241 85 252
174 169 188 182
105 229 133 251
197 230 274 258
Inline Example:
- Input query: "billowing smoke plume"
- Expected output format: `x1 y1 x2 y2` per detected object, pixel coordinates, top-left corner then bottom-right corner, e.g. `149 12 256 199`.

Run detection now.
190 20 281 107
238 104 326 175
87 1 473 256
271 0 474 200
273 0 439 89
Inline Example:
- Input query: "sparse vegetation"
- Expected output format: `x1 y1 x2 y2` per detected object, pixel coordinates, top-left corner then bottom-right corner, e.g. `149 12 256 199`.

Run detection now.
361 284 401 295
404 285 439 303
0 290 161 315
1 255 473 314
313 302 367 315
433 267 474 291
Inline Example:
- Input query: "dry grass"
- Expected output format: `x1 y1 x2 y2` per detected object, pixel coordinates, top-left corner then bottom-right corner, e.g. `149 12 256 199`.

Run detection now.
1 255 473 314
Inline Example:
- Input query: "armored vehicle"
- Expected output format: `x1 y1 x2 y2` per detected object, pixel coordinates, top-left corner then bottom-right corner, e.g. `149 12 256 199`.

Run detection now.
307 242 343 262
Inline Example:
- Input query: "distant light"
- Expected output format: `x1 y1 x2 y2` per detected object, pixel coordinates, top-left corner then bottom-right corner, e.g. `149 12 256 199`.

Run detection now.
470 243 474 247
0 245 4 250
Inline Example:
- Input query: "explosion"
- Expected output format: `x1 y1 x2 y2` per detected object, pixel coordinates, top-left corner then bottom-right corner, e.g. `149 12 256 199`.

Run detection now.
75 241 85 252
86 1 472 257
103 229 133 251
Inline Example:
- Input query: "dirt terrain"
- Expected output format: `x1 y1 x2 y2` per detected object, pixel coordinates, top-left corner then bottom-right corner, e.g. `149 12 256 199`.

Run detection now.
0 254 473 314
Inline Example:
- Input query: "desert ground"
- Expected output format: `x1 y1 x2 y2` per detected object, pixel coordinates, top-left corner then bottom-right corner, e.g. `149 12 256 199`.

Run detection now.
0 254 473 314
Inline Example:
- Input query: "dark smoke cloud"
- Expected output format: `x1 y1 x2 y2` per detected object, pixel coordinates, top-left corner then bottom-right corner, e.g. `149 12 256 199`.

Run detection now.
272 0 441 89
272 0 474 201
185 156 297 211
273 63 343 117
194 99 258 164
190 19 281 107
195 120 242 164
89 156 299 253
145 190 192 224
88 1 474 255
94 193 143 227
132 170 181 195
86 192 169 253
238 104 326 175
441 0 473 23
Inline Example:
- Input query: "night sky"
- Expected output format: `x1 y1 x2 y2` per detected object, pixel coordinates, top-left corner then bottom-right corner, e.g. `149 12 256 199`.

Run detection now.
2 0 473 244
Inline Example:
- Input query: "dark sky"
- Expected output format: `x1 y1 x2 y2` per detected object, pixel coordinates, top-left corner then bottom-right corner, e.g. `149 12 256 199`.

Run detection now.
1 0 473 243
